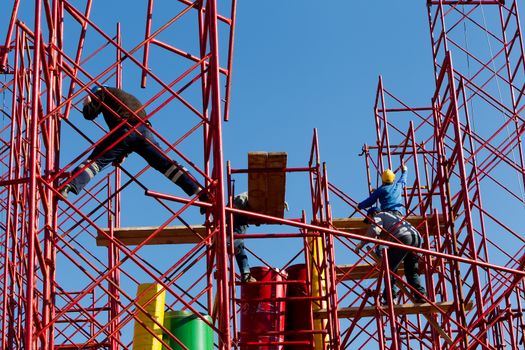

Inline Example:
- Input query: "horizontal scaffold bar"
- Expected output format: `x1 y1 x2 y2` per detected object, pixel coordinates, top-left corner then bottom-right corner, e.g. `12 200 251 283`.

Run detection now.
315 301 474 319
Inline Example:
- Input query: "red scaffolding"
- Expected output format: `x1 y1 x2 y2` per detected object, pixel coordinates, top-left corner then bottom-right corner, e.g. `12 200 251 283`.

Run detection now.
1 1 525 349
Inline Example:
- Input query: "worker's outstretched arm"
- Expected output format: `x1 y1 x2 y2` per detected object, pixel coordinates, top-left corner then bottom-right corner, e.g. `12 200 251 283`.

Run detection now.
358 188 380 209
397 169 408 187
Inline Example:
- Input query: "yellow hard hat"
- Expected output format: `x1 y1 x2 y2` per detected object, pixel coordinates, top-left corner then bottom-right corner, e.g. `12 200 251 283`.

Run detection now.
381 169 395 184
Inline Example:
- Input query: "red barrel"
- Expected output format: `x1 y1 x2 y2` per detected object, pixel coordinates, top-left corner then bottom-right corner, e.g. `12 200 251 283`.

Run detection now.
284 264 313 349
240 266 287 349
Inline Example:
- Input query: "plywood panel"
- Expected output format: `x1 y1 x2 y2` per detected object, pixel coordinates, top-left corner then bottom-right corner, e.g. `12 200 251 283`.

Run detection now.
336 261 436 281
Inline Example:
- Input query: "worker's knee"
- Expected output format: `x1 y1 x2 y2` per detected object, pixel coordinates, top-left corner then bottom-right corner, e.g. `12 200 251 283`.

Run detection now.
80 160 101 180
164 164 185 183
165 165 200 196
234 239 245 255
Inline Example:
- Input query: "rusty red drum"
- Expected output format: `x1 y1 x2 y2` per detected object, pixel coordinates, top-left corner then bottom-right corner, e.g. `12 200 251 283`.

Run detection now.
240 266 287 349
284 264 313 349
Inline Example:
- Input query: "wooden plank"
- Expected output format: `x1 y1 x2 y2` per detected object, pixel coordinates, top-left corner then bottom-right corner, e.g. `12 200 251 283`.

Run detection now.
332 215 446 237
336 263 379 280
266 152 287 218
396 284 454 344
247 151 287 223
248 152 268 215
315 301 473 319
336 262 434 281
96 225 207 246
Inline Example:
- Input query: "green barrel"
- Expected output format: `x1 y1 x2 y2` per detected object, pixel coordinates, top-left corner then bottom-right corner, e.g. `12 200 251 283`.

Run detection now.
162 311 213 350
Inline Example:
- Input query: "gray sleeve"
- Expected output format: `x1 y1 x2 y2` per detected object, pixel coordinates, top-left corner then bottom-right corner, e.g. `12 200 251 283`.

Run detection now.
365 218 381 238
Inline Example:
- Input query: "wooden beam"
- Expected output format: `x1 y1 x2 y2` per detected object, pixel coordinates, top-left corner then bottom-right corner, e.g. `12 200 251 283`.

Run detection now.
248 152 287 223
96 225 207 247
332 214 446 237
247 151 267 216
336 263 380 280
336 262 435 281
315 301 473 319
397 284 454 344
266 152 287 217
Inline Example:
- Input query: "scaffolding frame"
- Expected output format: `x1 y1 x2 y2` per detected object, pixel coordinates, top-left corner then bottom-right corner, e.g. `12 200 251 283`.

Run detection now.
1 0 525 349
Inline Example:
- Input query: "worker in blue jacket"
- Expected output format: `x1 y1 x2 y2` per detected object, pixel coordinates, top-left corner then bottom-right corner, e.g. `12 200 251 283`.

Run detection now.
60 86 206 208
358 162 407 217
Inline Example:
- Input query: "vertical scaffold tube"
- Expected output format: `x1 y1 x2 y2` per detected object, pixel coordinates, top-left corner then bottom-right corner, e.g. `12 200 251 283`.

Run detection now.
25 0 43 347
206 0 230 348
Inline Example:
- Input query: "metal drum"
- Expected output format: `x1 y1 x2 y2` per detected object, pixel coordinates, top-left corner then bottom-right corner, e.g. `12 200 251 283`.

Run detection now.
162 311 213 350
284 264 313 349
240 266 287 349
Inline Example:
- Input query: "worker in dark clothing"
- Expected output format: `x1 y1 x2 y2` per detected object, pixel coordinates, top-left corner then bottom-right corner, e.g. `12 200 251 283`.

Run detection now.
60 86 205 204
229 192 256 283
357 163 408 217
355 207 426 304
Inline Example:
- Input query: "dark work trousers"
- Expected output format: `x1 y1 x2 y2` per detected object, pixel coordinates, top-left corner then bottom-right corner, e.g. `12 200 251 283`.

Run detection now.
67 124 199 196
383 233 426 301
233 223 250 276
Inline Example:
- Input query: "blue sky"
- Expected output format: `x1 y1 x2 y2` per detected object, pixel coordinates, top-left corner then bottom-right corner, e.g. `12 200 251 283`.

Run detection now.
2 1 437 228
227 2 435 213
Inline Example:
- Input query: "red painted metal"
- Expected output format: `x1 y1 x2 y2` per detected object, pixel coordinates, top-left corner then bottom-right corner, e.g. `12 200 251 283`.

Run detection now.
0 0 238 349
240 266 287 349
2 0 525 349
283 263 314 349
26 1 43 348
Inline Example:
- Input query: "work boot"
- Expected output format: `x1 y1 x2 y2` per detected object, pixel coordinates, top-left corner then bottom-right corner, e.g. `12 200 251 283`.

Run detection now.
241 273 256 283
413 292 427 304
199 192 210 215
59 184 73 199
381 290 399 306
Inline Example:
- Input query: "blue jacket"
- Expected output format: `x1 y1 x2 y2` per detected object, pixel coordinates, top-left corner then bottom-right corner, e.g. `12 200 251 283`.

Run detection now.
358 171 407 214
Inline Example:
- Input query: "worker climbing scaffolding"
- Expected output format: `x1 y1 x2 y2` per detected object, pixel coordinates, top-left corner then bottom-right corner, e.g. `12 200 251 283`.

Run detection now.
59 86 208 209
353 162 427 305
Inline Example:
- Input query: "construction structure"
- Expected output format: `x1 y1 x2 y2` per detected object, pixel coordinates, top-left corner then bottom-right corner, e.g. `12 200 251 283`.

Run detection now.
0 0 524 349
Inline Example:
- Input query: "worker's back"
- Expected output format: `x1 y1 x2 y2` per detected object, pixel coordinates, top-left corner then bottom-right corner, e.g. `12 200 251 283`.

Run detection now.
377 172 407 213
89 87 148 130
373 211 419 241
